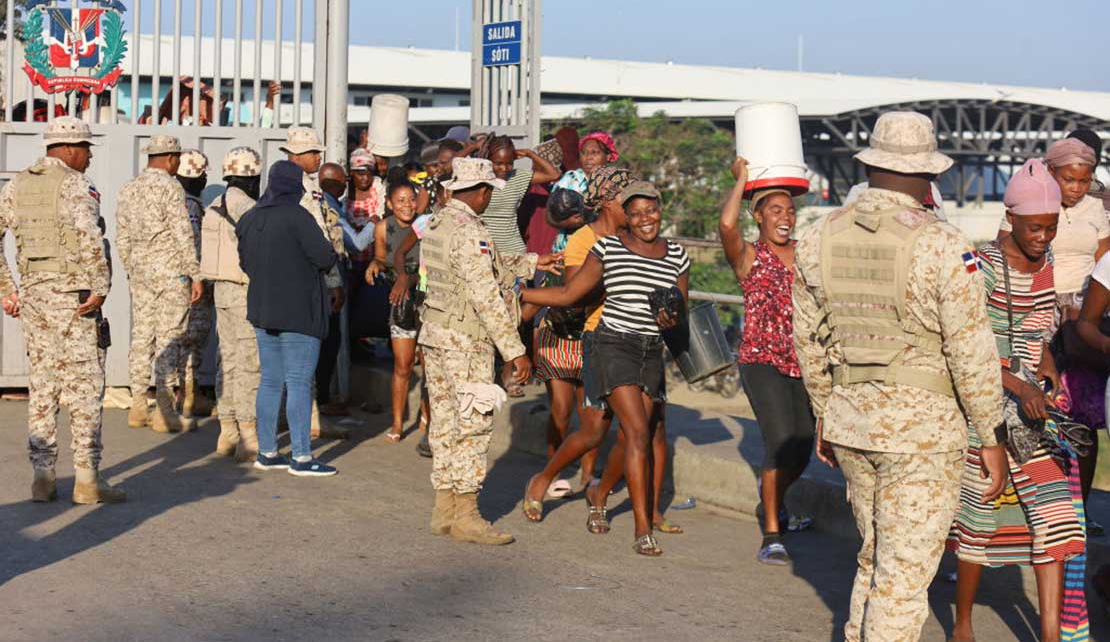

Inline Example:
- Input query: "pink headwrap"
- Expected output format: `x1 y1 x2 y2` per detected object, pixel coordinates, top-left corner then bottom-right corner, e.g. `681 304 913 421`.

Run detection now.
579 131 619 163
1004 159 1061 215
1045 138 1096 169
350 148 374 169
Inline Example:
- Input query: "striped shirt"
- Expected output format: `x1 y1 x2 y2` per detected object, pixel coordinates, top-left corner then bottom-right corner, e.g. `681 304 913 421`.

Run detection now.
590 235 690 335
481 168 533 254
978 240 1055 371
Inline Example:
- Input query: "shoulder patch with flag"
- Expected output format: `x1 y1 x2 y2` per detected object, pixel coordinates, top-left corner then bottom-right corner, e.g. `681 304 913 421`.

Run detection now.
88 185 100 202
962 250 982 273
478 240 490 255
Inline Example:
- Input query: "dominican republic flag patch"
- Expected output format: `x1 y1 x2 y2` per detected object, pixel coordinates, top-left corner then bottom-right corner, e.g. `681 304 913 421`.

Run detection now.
962 251 981 273
88 185 100 202
478 240 490 255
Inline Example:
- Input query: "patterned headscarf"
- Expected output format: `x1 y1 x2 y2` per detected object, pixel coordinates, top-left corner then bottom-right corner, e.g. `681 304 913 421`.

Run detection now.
579 131 619 163
583 166 635 210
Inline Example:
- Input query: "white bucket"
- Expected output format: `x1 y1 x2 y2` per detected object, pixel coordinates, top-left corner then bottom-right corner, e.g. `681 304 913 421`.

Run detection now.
368 94 410 158
734 102 809 196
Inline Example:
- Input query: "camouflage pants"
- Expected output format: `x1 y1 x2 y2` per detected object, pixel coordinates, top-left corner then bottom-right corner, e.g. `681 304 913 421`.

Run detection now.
22 285 106 471
182 283 214 384
128 279 190 394
834 446 964 642
213 282 258 424
423 344 495 494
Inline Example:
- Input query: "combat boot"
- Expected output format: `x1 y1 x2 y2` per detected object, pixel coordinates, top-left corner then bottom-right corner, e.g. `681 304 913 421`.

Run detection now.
450 492 514 545
151 388 189 434
182 379 214 417
430 490 455 536
72 469 126 504
215 419 239 456
31 468 57 502
128 392 150 428
235 421 259 463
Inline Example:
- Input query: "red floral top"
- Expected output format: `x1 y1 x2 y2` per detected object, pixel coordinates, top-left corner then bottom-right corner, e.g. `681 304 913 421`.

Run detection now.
346 177 385 263
738 241 801 378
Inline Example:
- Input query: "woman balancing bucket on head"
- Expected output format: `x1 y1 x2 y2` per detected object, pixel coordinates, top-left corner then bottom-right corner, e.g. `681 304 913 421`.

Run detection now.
521 180 690 556
719 157 815 566
947 158 1088 642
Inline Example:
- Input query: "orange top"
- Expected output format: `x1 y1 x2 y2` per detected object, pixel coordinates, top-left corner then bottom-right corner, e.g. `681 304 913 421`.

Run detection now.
564 224 603 331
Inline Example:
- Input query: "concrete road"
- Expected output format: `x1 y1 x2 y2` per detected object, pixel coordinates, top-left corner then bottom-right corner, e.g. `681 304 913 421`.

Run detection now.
0 400 1104 641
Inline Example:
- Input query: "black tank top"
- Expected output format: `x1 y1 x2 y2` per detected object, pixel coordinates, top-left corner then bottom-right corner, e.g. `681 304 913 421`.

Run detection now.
386 216 419 275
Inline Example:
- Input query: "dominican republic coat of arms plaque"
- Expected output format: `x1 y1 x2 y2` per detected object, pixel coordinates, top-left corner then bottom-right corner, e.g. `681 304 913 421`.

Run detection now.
22 0 128 95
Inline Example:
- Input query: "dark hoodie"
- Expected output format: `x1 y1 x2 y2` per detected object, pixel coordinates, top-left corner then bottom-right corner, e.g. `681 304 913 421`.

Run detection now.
236 161 337 339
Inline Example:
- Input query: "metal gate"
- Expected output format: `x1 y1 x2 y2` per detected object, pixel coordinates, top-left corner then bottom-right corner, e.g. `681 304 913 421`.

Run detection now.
0 0 349 387
470 0 540 147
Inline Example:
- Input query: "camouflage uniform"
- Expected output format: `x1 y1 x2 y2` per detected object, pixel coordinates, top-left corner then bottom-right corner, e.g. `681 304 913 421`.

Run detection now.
0 156 110 473
179 150 214 390
793 187 1004 641
419 198 537 494
117 138 198 398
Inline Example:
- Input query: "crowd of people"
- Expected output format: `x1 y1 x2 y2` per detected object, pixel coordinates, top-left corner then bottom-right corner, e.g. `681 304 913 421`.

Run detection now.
3 104 1110 639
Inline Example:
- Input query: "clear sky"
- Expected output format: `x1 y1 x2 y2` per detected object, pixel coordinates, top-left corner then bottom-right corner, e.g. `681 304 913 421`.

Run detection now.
125 0 1108 92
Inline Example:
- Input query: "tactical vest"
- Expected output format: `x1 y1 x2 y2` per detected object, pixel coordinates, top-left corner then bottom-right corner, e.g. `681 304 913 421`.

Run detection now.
816 206 954 396
420 204 518 342
199 191 249 284
11 164 80 274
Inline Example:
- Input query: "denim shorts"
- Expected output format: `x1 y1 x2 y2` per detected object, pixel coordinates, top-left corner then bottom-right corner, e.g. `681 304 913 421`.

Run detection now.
580 331 605 409
593 324 666 404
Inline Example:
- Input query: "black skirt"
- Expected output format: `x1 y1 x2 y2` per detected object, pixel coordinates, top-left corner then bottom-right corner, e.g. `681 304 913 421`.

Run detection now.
593 323 666 403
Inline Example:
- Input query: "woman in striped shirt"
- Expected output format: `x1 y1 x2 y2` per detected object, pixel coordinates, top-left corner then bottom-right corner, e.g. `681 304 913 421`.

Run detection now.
522 180 690 556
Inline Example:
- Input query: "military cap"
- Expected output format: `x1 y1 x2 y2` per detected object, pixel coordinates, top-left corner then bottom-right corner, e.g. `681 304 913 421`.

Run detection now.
141 134 182 155
178 149 209 178
442 157 506 191
221 146 262 178
42 116 97 146
279 127 326 155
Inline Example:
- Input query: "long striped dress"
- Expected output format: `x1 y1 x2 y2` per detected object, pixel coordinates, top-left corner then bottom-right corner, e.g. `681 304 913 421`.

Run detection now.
947 241 1086 569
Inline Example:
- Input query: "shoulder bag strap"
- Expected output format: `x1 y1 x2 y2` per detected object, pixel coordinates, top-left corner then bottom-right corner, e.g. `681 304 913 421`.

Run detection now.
994 240 1021 373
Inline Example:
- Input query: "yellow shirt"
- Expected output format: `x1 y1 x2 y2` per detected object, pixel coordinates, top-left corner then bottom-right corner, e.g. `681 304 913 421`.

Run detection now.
564 224 602 331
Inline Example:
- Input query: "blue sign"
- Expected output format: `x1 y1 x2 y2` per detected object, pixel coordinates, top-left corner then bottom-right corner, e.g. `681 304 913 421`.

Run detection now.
481 20 521 67
482 21 521 45
482 41 521 66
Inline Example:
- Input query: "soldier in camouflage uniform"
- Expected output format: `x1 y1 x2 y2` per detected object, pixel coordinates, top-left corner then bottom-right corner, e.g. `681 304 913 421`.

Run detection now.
792 112 1009 642
419 158 560 545
0 117 125 504
280 127 348 440
199 147 262 461
117 135 202 434
177 149 215 417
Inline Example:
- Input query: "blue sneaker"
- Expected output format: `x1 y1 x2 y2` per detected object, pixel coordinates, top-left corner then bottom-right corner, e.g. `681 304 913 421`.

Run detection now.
254 453 290 471
288 459 338 477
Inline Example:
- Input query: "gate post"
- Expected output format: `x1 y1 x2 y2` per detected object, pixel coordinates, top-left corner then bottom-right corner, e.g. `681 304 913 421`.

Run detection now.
323 0 349 164
470 0 541 147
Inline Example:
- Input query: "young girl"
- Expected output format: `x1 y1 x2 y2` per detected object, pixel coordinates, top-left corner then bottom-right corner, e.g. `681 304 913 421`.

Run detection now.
719 157 815 565
360 181 431 443
522 180 689 556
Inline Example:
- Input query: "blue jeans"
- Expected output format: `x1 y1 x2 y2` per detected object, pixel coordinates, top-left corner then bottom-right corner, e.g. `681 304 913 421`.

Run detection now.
254 329 321 460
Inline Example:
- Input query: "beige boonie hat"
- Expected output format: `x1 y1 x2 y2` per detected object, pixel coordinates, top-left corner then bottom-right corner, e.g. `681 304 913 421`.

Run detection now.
142 134 182 155
221 146 262 178
178 149 209 178
42 116 97 146
854 111 953 176
442 157 506 191
280 127 326 155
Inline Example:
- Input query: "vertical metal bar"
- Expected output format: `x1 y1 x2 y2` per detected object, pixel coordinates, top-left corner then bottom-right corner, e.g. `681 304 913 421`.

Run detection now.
131 0 141 122
312 0 326 134
232 0 242 127
192 0 201 125
68 0 78 116
172 0 181 124
324 0 347 163
4 0 13 122
292 0 302 126
272 0 282 127
153 0 162 123
111 85 118 124
213 0 222 125
528 0 540 145
470 0 481 133
252 0 262 127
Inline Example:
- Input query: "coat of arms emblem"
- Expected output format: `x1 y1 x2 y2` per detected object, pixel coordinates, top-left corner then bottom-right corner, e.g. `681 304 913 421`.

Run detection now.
22 0 128 95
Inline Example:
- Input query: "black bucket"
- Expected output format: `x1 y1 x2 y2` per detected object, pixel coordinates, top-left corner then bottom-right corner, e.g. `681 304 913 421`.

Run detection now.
664 302 735 384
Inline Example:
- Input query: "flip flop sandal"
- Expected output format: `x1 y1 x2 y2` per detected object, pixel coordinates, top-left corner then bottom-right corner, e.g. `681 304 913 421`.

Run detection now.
546 479 573 499
632 534 663 556
522 478 544 522
653 519 684 534
586 504 610 534
385 431 403 443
